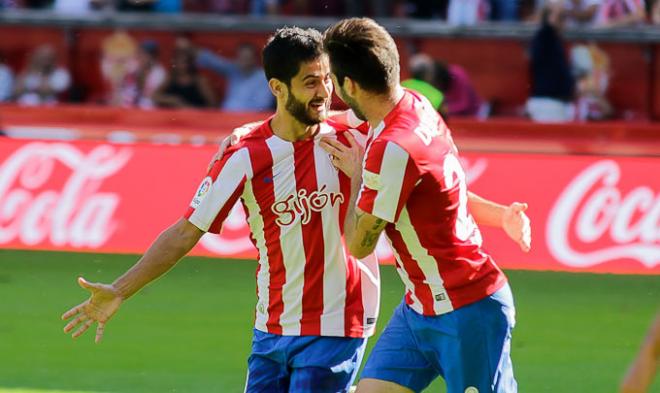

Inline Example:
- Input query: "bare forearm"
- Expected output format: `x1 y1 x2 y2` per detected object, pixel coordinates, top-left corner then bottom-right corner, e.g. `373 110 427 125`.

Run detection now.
467 191 506 227
113 219 203 299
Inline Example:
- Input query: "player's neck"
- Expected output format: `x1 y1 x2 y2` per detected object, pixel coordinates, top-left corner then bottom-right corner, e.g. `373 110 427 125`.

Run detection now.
362 86 405 127
270 111 319 142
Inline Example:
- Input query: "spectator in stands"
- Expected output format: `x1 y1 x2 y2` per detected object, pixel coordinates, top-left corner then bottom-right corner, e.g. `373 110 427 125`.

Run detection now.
195 41 274 111
564 0 602 25
132 41 166 108
153 38 214 108
447 0 490 24
435 61 485 117
572 44 612 120
652 0 660 23
595 0 646 27
526 2 576 122
533 0 602 25
101 31 138 106
14 44 71 106
401 53 445 111
490 0 520 20
0 54 13 102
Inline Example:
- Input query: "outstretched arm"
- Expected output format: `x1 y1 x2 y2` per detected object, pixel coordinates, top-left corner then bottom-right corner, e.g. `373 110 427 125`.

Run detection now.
468 192 531 253
62 218 204 343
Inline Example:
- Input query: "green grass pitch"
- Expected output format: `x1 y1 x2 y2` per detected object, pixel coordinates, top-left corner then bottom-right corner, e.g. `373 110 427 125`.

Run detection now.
0 249 658 392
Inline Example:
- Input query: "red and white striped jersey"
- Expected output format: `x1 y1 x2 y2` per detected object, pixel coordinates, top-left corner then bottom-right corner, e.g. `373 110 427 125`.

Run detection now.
185 118 380 338
357 89 507 316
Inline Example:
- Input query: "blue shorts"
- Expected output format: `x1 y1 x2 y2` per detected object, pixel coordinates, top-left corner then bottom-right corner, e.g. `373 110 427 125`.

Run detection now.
245 329 367 393
361 284 517 393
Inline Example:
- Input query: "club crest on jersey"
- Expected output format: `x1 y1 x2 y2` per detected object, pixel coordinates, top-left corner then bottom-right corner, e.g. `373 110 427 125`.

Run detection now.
190 176 212 208
271 185 344 226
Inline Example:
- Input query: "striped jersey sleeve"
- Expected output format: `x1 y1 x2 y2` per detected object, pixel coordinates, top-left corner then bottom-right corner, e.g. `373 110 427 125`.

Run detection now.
357 139 419 223
185 148 250 234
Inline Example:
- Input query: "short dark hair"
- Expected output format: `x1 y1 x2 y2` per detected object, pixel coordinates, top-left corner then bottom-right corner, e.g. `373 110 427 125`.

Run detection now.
323 18 400 95
262 27 324 85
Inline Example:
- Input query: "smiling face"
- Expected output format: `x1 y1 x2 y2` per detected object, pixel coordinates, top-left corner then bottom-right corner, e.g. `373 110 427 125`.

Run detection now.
284 55 333 126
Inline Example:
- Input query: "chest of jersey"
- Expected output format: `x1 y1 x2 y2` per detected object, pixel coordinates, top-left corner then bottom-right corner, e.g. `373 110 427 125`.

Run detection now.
248 137 345 229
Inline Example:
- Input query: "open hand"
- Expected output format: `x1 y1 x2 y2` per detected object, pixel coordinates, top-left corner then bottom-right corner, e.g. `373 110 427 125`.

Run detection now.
62 277 123 343
503 202 531 253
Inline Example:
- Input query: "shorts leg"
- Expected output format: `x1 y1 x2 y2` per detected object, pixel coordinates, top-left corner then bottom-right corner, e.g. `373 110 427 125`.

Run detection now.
442 284 517 393
245 330 289 393
289 336 367 393
361 301 439 392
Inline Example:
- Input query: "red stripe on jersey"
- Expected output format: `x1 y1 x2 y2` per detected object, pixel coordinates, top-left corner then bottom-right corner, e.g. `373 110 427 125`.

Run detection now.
385 227 436 315
337 131 364 337
248 139 285 335
295 140 325 336
208 180 246 233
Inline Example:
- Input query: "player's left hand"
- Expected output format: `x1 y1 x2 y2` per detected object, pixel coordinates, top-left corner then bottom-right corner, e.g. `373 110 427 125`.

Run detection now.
206 122 259 172
319 132 364 178
503 202 531 253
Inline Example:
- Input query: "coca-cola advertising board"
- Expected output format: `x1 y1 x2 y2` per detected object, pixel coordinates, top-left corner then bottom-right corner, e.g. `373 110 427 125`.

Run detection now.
0 138 657 275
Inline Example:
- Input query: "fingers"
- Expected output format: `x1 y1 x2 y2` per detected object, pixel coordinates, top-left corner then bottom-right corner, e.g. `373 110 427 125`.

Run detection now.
61 304 82 321
344 131 357 148
72 319 94 339
95 322 106 344
512 202 528 212
519 216 532 252
319 138 343 156
77 277 94 290
64 314 88 333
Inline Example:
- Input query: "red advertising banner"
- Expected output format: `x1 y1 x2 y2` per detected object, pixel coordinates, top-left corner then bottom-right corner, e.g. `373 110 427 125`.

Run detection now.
0 138 658 275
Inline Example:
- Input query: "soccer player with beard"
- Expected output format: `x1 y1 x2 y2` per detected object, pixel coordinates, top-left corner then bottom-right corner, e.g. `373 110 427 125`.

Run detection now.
321 18 530 393
62 27 380 393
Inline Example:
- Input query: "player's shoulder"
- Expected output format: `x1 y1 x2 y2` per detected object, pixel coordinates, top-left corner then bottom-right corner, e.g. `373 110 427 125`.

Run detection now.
227 120 272 153
321 120 369 148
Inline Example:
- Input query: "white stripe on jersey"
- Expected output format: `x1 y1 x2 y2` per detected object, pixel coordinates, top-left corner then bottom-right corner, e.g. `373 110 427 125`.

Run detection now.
395 207 454 315
188 148 248 231
314 141 347 336
266 136 305 336
243 179 271 332
372 142 409 222
358 253 380 336
396 206 454 315
385 234 425 313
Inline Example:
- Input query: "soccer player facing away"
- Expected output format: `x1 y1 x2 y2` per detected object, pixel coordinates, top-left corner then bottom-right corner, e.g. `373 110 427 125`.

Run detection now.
321 18 531 393
62 27 381 393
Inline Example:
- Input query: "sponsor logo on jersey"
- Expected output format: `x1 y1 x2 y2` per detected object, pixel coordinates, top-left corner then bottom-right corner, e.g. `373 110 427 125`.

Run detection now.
271 185 344 227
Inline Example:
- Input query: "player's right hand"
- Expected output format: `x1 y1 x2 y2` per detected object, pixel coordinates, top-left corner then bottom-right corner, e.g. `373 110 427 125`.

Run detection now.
206 121 260 172
61 277 123 344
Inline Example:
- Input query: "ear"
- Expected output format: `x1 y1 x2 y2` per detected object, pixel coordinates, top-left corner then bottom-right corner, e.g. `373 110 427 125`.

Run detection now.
268 78 286 100
343 76 358 97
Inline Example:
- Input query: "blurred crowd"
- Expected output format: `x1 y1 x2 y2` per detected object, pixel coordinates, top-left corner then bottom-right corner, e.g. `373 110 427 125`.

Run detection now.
1 0 659 25
0 0 656 122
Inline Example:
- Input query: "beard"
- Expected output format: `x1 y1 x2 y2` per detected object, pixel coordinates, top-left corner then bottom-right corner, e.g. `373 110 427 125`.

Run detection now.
285 91 328 126
337 84 366 121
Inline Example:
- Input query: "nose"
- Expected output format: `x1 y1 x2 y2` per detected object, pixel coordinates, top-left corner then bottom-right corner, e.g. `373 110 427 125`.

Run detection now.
318 79 332 99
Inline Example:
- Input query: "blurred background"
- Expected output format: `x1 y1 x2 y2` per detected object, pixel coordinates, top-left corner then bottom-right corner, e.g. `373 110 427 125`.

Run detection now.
0 1 658 393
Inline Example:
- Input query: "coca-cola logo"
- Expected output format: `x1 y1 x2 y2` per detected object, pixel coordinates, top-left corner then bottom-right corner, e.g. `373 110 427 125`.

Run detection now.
547 160 659 268
271 185 344 227
0 142 132 248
